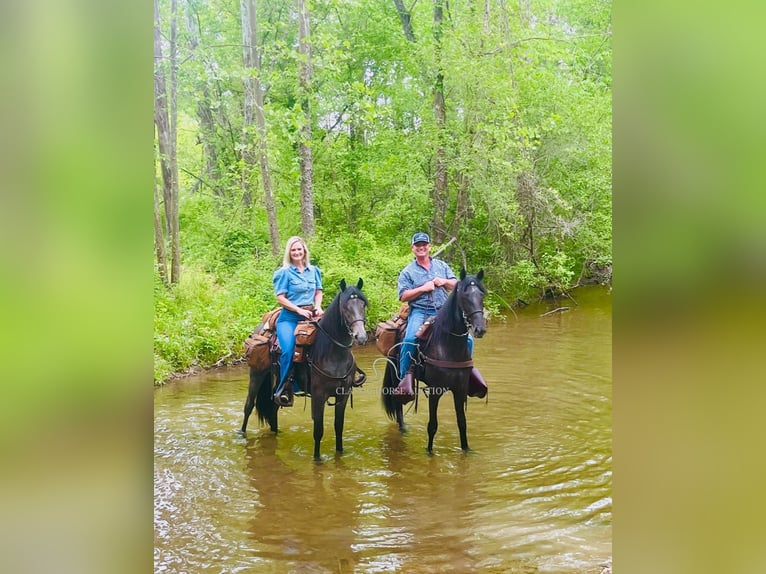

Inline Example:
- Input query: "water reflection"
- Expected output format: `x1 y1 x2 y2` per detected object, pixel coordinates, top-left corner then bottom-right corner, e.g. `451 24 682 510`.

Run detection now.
155 287 611 573
244 433 363 571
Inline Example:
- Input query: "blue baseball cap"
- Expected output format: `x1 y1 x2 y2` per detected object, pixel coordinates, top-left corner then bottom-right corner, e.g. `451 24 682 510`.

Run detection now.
411 232 430 245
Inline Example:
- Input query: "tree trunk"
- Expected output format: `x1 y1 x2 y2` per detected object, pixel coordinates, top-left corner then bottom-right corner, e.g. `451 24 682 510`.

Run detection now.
154 0 180 284
241 0 280 256
240 0 255 208
153 173 169 285
392 0 416 42
297 0 315 237
169 0 180 283
515 170 539 265
185 6 221 195
431 0 448 244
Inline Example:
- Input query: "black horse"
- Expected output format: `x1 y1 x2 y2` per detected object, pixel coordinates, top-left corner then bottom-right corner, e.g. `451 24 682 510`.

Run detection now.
240 278 368 460
382 269 487 452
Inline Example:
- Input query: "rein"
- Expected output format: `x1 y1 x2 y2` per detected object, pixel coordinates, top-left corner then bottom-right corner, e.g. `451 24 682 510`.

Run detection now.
422 288 483 369
423 356 473 369
309 356 357 381
313 319 354 349
308 294 365 380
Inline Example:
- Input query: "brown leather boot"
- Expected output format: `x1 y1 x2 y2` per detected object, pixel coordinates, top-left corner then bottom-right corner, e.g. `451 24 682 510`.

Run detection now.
392 371 416 404
468 367 488 398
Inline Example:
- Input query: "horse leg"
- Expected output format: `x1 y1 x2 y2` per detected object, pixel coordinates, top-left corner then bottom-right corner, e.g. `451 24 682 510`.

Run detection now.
312 392 326 461
253 368 279 433
453 389 469 451
396 404 406 433
334 390 350 454
240 370 258 434
427 390 441 453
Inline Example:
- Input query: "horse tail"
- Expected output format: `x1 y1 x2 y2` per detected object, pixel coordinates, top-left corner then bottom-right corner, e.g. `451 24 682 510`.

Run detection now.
381 359 400 421
254 368 277 425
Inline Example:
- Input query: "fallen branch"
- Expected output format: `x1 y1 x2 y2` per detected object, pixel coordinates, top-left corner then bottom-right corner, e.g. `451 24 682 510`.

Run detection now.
540 307 570 317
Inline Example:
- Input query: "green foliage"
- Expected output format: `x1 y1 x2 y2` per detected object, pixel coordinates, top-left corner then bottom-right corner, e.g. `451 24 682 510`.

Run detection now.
154 0 611 383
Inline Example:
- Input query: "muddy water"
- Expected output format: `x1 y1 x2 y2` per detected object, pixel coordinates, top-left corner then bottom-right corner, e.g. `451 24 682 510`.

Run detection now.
154 287 611 573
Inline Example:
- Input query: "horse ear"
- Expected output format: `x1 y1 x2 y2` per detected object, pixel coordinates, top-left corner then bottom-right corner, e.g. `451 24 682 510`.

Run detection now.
340 279 347 292
356 278 363 290
460 268 466 281
477 269 484 282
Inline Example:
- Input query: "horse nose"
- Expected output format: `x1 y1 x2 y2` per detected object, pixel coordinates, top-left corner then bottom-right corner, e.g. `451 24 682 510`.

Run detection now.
473 325 486 338
356 331 368 345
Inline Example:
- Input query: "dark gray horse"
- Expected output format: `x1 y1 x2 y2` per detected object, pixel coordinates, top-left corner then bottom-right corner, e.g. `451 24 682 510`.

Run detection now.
240 279 368 460
382 269 487 452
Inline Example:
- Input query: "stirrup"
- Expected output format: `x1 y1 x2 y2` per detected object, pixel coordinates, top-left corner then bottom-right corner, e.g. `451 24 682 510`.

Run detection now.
274 393 293 407
352 370 366 387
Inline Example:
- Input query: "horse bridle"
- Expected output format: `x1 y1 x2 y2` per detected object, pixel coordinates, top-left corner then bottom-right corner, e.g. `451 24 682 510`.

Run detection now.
313 293 366 349
308 293 366 381
457 281 485 334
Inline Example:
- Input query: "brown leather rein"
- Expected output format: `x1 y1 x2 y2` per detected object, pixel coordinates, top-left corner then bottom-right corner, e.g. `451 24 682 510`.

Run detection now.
422 356 473 369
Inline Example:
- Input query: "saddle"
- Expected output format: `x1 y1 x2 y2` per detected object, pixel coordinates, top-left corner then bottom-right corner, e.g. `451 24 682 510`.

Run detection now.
244 308 318 368
243 308 280 370
375 303 410 356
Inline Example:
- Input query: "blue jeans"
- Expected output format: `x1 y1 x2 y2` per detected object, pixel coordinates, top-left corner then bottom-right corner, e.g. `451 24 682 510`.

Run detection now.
275 309 301 394
398 306 473 379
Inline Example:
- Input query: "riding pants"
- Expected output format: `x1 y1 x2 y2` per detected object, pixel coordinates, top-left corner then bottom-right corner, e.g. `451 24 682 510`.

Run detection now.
275 309 302 394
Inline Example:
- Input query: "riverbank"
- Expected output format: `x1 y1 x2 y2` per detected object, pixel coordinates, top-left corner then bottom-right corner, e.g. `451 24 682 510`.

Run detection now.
155 285 611 386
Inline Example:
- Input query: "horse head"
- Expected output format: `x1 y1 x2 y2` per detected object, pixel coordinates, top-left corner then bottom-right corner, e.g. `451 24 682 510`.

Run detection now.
457 269 487 338
339 278 368 345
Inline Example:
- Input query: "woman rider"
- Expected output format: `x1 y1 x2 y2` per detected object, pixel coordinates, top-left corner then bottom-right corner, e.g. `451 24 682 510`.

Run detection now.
272 236 323 405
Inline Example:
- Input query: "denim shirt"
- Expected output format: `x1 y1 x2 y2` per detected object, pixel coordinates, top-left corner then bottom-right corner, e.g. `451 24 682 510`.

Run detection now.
397 257 456 310
273 264 323 307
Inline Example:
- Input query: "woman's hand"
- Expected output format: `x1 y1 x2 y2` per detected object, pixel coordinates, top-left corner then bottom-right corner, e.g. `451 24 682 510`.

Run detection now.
312 307 324 319
298 307 313 319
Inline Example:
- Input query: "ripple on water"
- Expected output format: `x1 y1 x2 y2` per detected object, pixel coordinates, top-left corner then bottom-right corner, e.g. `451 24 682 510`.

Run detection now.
155 288 612 573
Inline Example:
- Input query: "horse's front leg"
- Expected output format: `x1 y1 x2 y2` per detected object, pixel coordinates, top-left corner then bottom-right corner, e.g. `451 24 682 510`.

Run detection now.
312 393 326 461
334 388 351 454
427 389 441 453
453 386 469 451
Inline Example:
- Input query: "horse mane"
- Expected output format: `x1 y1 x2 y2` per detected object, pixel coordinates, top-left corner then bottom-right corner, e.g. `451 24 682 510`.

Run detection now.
311 285 367 359
425 273 484 356
430 284 463 337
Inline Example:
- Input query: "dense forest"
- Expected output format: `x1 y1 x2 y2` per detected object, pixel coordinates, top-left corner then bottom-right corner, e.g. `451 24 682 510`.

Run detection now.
154 0 612 384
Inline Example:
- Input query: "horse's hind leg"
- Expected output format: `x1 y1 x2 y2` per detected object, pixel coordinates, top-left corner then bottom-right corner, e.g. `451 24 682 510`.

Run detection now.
427 392 441 453
453 390 469 451
240 370 258 434
396 405 405 433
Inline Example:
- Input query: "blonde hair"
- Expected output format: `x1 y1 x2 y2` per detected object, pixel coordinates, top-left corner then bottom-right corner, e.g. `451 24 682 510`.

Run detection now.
281 236 311 268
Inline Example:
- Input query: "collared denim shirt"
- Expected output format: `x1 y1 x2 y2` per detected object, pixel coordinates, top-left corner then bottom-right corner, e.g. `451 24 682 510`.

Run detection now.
273 264 323 307
397 257 456 311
